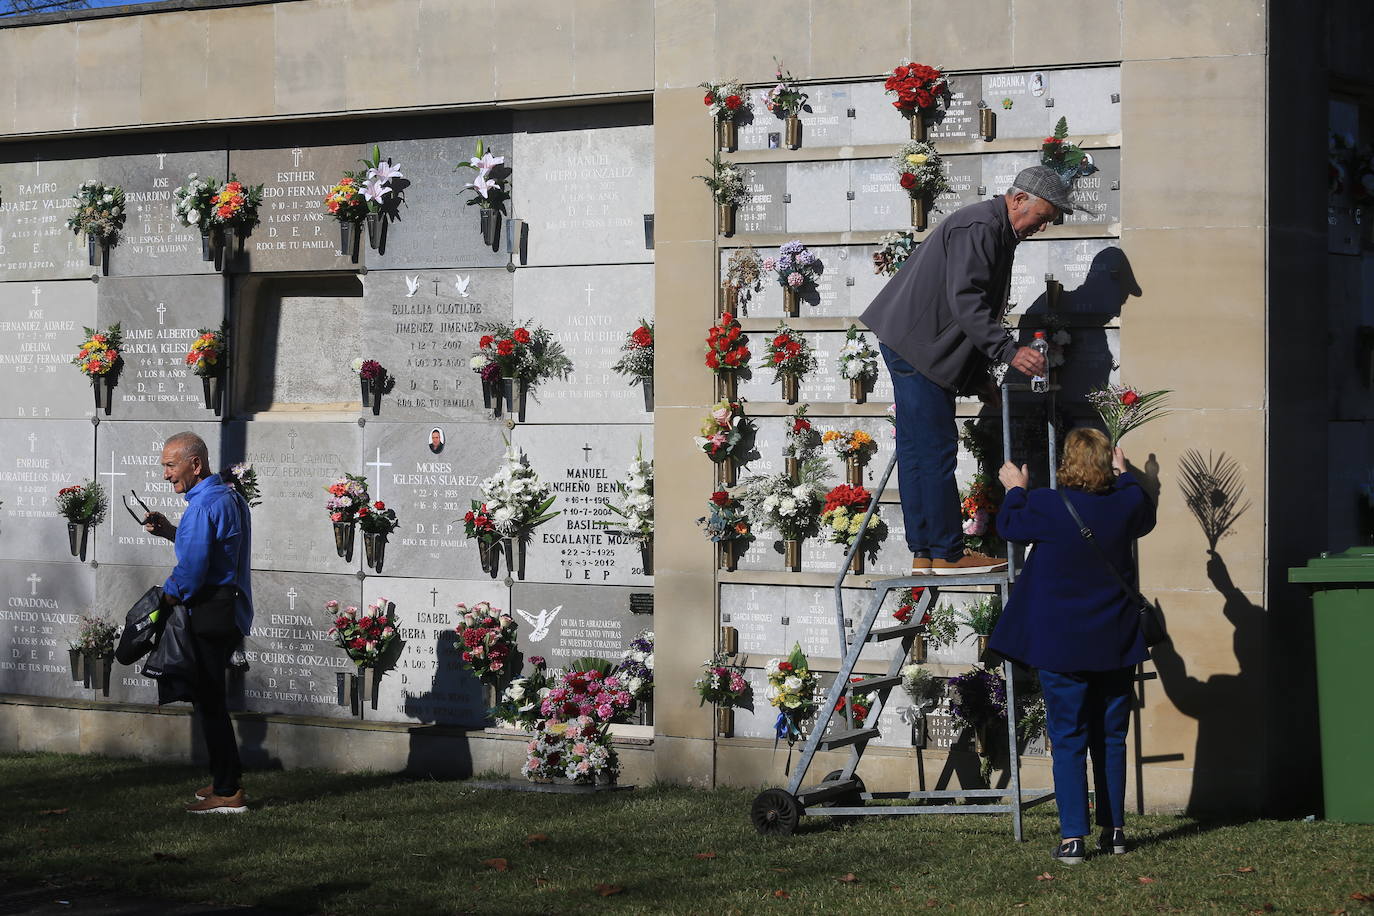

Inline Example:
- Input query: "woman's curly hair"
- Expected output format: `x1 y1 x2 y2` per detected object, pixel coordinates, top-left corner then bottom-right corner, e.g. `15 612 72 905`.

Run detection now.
1058 428 1114 493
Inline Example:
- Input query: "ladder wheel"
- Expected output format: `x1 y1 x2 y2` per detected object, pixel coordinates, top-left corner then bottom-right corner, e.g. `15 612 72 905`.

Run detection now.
821 770 867 823
750 788 801 836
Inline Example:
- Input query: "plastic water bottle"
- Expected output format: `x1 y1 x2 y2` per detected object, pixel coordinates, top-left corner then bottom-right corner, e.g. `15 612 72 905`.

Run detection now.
1030 331 1049 393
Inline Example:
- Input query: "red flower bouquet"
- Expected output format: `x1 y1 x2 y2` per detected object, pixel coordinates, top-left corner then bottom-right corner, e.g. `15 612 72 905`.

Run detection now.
454 601 518 686
885 61 947 115
705 313 750 374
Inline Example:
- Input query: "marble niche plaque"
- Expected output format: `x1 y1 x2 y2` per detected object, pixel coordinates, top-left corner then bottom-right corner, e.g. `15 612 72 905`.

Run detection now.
511 582 650 670
367 575 506 727
736 163 787 235
90 563 169 706
0 157 95 282
0 559 94 700
97 149 226 278
847 78 910 148
981 67 1121 140
0 419 93 564
518 263 654 423
735 329 893 404
98 275 226 421
513 119 653 267
92 420 221 568
980 152 1039 199
721 583 893 663
244 282 364 411
1046 239 1134 316
511 424 654 587
784 161 850 234
0 279 97 419
360 268 514 422
243 422 362 574
927 75 983 142
849 158 911 233
364 134 513 272
359 420 508 580
930 155 984 229
794 84 854 149
1006 239 1052 315
729 667 835 741
739 244 849 319
226 143 357 273
1061 148 1120 227
238 569 360 719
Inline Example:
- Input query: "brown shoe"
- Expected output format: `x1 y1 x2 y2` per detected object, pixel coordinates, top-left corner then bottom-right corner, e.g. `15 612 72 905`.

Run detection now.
931 551 1007 576
911 557 932 575
194 783 213 801
186 789 247 814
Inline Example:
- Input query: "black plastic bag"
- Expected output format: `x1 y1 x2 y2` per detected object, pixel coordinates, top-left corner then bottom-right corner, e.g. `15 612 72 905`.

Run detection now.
114 586 165 666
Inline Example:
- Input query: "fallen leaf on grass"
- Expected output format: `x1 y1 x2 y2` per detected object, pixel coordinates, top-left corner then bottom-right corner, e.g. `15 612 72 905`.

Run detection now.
1237 866 1256 873
524 834 549 846
595 884 624 897
693 852 718 860
836 873 859 884
1138 876 1156 884
481 858 510 872
772 890 790 899
769 867 791 873
1352 891 1374 901
532 878 549 888
38 809 69 816
1035 872 1055 881
924 900 939 908
151 852 186 863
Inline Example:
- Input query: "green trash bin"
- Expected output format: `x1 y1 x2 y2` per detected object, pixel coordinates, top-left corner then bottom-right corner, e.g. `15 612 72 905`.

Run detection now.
1289 546 1374 824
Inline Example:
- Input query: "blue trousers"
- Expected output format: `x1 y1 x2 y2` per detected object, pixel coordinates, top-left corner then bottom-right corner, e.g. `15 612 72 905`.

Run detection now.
880 344 964 560
1040 667 1133 838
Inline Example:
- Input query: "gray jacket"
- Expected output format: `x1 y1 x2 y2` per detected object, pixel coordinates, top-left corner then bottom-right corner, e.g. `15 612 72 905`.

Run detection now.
860 197 1020 394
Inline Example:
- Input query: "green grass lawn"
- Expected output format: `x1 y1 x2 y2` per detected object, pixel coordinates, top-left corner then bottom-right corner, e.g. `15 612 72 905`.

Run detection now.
0 752 1370 914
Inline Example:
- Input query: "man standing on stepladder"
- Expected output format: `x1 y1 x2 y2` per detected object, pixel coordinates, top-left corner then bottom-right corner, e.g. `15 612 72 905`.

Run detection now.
860 166 1071 575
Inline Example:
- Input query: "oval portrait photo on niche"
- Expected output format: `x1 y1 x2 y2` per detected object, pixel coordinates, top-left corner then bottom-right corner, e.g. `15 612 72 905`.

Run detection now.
428 427 445 454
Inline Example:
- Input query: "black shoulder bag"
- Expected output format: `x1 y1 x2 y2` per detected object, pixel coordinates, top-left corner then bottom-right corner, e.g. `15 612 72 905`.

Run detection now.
1057 489 1169 647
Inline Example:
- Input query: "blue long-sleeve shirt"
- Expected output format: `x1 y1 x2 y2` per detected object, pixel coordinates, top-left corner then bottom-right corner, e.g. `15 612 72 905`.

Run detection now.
163 473 254 635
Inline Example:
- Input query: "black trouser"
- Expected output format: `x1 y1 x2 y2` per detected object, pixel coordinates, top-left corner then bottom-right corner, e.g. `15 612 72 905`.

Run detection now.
188 590 242 796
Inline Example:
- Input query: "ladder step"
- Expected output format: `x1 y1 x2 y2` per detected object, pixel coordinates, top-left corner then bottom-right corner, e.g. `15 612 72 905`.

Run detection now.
818 727 880 750
849 674 901 694
868 622 925 642
795 778 861 806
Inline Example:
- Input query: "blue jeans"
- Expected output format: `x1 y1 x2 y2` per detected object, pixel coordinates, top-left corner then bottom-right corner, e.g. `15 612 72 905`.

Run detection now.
880 344 963 560
1040 667 1134 839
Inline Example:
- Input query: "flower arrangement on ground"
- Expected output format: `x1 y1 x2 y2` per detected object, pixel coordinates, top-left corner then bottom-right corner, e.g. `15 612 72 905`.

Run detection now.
66 181 126 246
56 481 107 526
763 324 816 394
326 597 400 669
495 655 554 730
610 319 654 391
324 473 370 524
72 324 122 380
704 312 750 375
884 60 947 122
522 713 620 784
454 601 518 686
695 653 751 708
480 445 560 546
761 60 807 119
701 78 752 121
456 139 510 215
723 248 765 313
1041 117 1097 183
694 399 751 466
837 326 880 397
614 630 654 705
220 463 261 507
820 484 886 563
890 140 949 219
872 230 916 276
823 429 877 462
71 614 118 659
783 404 820 463
540 667 635 729
1086 385 1172 443
763 241 819 315
598 440 653 546
472 322 573 393
184 327 226 378
765 643 817 744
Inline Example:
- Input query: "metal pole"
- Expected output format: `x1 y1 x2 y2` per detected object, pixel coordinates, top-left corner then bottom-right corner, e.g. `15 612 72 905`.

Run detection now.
1001 382 1016 582
834 450 898 653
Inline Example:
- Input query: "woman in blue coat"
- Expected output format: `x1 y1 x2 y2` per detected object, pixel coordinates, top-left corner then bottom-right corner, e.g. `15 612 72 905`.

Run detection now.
989 428 1156 864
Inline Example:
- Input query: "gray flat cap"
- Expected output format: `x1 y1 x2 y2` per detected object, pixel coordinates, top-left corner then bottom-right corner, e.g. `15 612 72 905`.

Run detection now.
1012 165 1074 214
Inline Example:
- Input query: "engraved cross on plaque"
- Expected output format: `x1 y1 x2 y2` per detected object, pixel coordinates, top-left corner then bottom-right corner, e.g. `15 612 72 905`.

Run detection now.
287 429 298 451
98 449 127 489
26 573 41 596
432 279 442 297
31 287 41 310
291 148 304 168
156 302 167 326
366 448 392 502
582 443 593 463
157 152 167 170
27 433 37 453
584 283 594 308
286 587 298 611
430 587 439 607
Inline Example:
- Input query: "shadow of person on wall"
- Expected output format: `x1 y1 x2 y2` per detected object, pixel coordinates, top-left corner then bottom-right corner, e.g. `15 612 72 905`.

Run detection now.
401 629 481 780
1150 550 1268 816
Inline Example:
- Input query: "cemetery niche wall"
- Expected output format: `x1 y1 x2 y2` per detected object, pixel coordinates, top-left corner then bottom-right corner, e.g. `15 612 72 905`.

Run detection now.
0 104 656 743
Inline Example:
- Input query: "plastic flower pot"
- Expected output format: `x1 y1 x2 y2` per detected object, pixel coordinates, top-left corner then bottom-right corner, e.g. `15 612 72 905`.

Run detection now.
718 202 736 236
480 376 493 410
332 520 355 562
363 531 387 573
339 221 361 262
500 377 527 423
640 536 653 576
199 230 214 262
783 287 800 318
717 119 737 152
479 540 501 578
201 375 224 415
91 376 115 415
480 209 501 249
85 655 110 695
784 538 801 572
221 226 236 272
359 376 370 409
67 521 89 561
350 666 377 718
87 235 109 275
850 377 867 404
640 377 654 412
365 213 381 250
781 372 799 404
785 115 801 149
909 109 927 141
68 648 84 682
370 377 384 415
501 536 526 581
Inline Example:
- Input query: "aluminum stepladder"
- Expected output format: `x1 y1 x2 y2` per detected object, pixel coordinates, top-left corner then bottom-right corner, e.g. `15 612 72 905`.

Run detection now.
749 381 1059 837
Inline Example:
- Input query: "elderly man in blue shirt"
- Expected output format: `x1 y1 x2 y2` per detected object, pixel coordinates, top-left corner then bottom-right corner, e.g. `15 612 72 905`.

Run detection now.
144 431 253 814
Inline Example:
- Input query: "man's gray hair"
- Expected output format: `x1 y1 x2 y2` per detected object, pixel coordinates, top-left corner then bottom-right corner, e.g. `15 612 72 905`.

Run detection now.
164 431 209 465
1006 185 1042 202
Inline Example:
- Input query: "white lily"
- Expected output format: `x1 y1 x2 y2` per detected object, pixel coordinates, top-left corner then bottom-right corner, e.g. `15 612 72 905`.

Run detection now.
468 173 498 199
362 180 390 204
469 152 505 172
